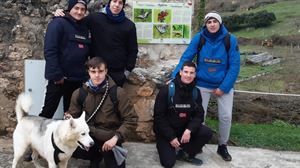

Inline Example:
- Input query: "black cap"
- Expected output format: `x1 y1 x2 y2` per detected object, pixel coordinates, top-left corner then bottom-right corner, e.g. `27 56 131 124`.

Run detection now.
107 0 126 6
68 0 87 11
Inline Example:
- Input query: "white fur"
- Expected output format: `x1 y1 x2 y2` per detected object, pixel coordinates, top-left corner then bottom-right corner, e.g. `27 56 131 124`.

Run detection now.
12 93 94 168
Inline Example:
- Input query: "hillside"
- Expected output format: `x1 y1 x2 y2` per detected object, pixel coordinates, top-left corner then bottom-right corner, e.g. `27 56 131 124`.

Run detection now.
221 0 300 40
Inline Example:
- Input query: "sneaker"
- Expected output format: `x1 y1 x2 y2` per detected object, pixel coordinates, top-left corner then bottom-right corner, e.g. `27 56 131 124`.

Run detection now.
217 144 232 161
184 157 203 166
176 149 203 166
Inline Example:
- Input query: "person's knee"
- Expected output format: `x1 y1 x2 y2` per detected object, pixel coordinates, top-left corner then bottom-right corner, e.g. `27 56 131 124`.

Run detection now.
219 115 232 123
196 126 213 142
161 159 175 168
203 125 213 136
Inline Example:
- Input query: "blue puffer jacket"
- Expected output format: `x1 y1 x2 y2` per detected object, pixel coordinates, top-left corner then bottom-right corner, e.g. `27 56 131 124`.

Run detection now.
44 14 90 82
171 25 240 93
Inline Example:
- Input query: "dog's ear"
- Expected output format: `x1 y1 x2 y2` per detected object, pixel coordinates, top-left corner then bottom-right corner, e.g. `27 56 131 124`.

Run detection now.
79 111 86 120
70 118 76 128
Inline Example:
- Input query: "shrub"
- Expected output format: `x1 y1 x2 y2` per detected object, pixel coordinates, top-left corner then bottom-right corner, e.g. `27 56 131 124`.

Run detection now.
223 10 276 31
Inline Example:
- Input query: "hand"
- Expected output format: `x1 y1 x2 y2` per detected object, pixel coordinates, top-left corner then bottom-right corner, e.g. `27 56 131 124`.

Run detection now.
54 78 64 85
101 135 118 152
64 113 72 120
53 9 65 17
213 88 224 97
180 129 191 144
170 138 181 149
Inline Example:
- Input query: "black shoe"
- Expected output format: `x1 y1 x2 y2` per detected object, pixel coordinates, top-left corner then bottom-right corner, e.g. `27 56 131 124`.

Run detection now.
176 149 203 166
176 149 185 160
217 144 232 161
23 151 32 162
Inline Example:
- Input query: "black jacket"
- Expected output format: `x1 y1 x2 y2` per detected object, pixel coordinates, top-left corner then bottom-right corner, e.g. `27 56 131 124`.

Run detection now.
153 76 205 141
44 14 90 82
86 12 138 72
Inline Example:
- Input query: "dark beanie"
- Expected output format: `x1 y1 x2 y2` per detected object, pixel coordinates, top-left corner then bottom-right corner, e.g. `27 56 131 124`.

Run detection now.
107 0 126 6
68 0 87 11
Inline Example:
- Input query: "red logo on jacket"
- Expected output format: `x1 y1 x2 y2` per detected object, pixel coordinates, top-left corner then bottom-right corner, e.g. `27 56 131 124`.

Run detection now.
78 44 84 48
179 112 187 118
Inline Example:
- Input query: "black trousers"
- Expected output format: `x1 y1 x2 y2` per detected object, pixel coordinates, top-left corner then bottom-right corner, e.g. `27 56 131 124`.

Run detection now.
39 80 82 118
108 71 126 87
156 125 213 168
72 138 125 168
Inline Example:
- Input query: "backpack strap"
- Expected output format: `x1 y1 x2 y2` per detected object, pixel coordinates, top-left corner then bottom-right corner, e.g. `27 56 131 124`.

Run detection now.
78 87 88 111
109 85 120 119
168 81 175 106
224 33 231 54
195 35 206 65
168 81 198 106
196 33 231 65
192 87 198 102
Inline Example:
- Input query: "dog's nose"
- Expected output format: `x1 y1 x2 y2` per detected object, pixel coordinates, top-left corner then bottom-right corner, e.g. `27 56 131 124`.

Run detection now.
90 141 94 147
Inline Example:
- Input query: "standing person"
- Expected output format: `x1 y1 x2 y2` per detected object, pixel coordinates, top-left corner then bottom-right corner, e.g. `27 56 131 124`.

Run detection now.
66 57 138 168
171 11 240 161
55 0 138 87
154 61 213 168
39 0 90 118
87 0 138 87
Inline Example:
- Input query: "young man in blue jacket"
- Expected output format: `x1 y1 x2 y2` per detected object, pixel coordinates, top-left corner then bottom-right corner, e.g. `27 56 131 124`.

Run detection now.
40 0 90 118
171 11 240 161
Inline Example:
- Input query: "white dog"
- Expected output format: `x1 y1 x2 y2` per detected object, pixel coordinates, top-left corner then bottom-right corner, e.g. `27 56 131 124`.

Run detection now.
12 93 94 168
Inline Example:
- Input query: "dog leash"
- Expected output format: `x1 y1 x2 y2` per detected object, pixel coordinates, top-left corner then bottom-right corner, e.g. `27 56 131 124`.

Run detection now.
86 80 109 123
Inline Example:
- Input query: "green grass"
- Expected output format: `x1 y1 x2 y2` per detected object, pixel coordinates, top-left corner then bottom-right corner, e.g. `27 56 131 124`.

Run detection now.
238 64 280 80
206 118 300 151
236 45 299 93
223 0 300 39
235 79 285 92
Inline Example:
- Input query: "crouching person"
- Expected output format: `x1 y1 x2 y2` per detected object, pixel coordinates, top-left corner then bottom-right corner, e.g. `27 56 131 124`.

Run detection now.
66 57 138 168
153 61 213 168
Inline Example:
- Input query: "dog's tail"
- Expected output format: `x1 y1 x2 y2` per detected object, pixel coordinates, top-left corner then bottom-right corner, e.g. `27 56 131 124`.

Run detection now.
15 92 32 122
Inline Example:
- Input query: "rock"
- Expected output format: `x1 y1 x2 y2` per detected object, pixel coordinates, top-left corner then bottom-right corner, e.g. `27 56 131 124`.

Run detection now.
262 58 281 66
0 50 5 59
136 86 154 97
134 98 155 142
4 70 22 79
0 78 10 88
8 45 33 60
128 68 147 85
245 52 273 64
134 98 154 121
135 122 155 142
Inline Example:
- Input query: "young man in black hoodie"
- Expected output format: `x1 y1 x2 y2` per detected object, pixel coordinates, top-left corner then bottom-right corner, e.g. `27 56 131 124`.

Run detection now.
39 0 90 118
153 61 213 168
55 0 138 87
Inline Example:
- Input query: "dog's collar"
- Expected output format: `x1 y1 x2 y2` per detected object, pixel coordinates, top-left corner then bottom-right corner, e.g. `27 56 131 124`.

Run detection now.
51 132 65 165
